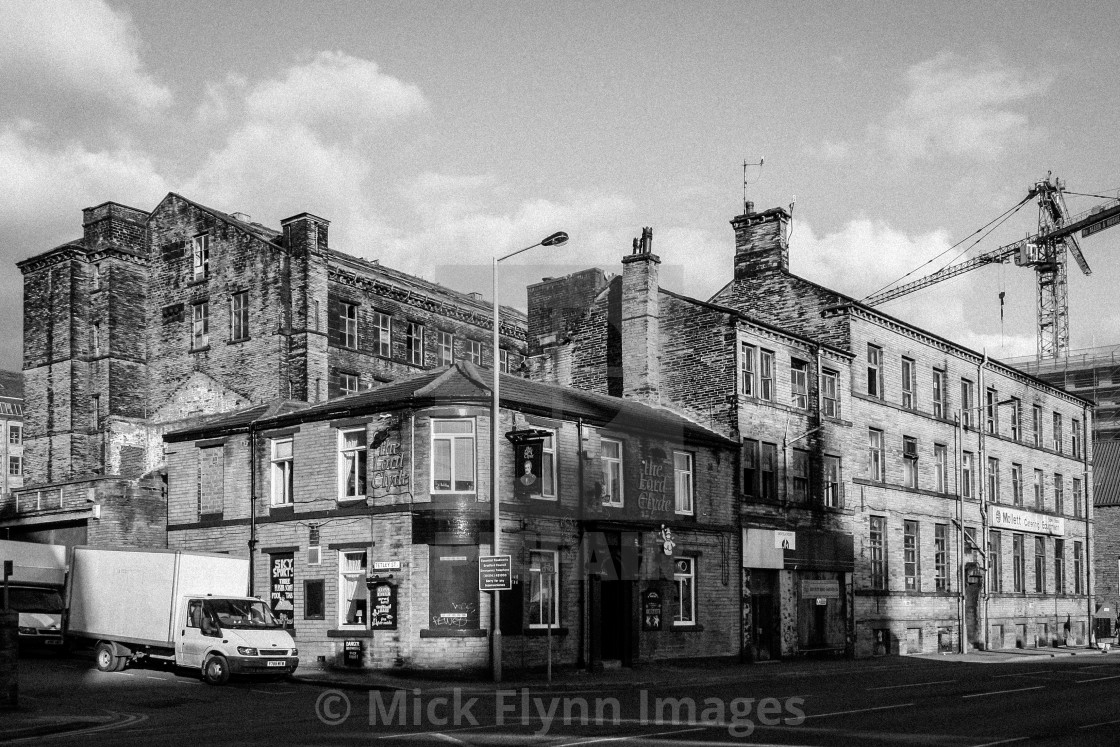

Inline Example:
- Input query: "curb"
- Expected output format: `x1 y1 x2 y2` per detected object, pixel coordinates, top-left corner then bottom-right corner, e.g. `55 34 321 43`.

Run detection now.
0 717 108 744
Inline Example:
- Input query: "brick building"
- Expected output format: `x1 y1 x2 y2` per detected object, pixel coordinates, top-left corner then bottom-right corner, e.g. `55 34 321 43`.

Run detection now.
163 362 739 672
0 370 24 501
4 193 526 546
528 204 1094 657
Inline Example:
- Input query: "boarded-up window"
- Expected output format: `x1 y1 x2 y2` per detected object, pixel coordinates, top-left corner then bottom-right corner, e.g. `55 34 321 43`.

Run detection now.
198 446 224 515
119 446 145 478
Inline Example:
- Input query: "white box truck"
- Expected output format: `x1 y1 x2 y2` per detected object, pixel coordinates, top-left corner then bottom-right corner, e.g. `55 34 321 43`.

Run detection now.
0 539 67 649
66 546 298 685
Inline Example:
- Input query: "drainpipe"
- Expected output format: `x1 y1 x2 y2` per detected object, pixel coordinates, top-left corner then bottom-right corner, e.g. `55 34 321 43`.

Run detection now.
248 419 259 596
955 411 966 653
576 417 586 670
1083 402 1093 648
978 355 988 650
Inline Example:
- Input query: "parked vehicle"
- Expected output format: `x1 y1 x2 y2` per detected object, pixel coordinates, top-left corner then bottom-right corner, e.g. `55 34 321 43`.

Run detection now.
0 539 67 649
65 546 298 684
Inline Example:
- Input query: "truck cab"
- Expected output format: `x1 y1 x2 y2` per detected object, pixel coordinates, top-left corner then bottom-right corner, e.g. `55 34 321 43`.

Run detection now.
175 596 298 684
0 540 67 649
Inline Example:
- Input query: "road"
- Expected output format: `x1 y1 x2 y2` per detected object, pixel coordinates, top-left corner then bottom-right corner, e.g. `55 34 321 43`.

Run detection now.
8 652 1120 745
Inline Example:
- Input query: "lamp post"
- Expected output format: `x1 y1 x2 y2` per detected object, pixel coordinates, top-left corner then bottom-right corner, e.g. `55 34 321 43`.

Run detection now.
491 230 568 683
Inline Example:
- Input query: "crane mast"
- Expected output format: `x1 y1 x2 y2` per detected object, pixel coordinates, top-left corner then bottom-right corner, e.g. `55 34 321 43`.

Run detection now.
864 175 1120 362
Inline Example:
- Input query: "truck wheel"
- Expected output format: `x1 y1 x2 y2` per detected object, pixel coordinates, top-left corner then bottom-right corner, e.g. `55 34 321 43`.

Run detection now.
202 655 230 686
95 643 120 672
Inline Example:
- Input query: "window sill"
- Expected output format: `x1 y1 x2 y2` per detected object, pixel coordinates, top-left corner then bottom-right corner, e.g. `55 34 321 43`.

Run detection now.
670 624 704 632
327 629 374 638
227 337 250 345
520 627 569 637
337 497 366 506
270 504 294 516
419 628 487 638
187 276 209 286
190 345 211 354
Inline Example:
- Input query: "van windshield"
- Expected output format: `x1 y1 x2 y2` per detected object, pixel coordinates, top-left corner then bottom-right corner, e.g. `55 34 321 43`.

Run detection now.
10 588 64 613
202 599 283 630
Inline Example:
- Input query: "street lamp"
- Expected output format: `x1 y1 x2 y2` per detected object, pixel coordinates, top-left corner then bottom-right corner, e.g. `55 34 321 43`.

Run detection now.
491 230 568 682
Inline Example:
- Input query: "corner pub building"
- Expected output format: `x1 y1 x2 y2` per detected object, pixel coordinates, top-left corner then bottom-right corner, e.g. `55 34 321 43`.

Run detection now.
163 362 740 672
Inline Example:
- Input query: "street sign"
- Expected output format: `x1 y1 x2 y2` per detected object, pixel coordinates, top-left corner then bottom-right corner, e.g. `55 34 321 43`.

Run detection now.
479 555 512 591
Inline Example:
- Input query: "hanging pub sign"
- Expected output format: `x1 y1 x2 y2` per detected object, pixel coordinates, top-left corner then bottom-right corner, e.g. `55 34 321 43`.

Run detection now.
642 588 663 631
506 429 551 496
367 580 397 630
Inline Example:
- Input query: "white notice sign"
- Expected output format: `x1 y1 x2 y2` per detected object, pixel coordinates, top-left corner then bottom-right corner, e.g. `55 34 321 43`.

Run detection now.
990 506 1065 536
774 531 796 550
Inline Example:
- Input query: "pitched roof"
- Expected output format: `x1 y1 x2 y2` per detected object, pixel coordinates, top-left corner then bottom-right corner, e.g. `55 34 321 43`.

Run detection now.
161 193 282 245
1095 440 1120 507
165 363 733 446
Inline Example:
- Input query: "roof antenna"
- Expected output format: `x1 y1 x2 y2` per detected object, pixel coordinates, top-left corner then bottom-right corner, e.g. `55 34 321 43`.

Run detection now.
743 157 764 213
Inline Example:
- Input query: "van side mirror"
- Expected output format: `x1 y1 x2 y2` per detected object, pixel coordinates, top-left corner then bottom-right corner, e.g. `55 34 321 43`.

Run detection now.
201 618 220 637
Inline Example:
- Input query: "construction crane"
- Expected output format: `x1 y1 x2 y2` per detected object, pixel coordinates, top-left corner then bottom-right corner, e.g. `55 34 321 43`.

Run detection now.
863 175 1120 361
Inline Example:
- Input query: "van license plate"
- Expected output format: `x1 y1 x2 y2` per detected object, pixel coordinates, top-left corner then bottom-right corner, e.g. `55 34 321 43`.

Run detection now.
45 639 62 646
267 660 286 667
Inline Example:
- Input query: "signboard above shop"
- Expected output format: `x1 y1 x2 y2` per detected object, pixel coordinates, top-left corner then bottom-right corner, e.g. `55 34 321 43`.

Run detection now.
990 506 1065 536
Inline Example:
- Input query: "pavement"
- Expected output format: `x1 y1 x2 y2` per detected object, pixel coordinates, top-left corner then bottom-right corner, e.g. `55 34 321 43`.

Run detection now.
0 645 1108 742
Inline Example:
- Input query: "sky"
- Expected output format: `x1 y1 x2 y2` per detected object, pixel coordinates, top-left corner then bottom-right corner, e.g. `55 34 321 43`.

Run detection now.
3 1 1120 373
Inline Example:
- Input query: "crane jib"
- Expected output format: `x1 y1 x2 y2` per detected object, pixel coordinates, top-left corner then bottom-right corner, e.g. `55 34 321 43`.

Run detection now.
1082 211 1120 239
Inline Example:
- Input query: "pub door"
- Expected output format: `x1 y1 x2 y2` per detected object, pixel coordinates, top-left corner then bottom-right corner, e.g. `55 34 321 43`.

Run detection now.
599 580 635 666
751 593 779 661
965 561 981 649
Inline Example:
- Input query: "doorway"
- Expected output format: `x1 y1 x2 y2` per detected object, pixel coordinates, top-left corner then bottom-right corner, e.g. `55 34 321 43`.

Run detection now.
599 580 634 665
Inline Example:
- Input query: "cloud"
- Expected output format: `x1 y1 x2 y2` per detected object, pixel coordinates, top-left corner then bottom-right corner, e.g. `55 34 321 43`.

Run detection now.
874 52 1048 161
801 138 852 161
0 0 171 115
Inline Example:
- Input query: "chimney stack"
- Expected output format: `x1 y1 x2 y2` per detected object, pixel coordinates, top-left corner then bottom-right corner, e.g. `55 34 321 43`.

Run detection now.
731 204 790 279
620 226 660 402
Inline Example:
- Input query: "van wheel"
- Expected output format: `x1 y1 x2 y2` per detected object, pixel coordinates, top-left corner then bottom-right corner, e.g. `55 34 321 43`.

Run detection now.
202 655 230 685
95 643 121 672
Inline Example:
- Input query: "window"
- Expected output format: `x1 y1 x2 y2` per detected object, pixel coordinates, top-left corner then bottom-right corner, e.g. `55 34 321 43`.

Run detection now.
1012 534 1025 593
932 369 946 419
529 550 559 628
339 372 359 397
759 350 774 401
191 301 209 349
341 303 358 349
432 419 475 493
788 358 808 409
740 343 756 397
1054 473 1064 514
1053 412 1063 453
904 520 920 590
601 437 623 506
674 451 694 514
1072 419 1081 459
338 428 367 500
1034 469 1044 510
1054 539 1065 594
934 524 949 592
338 550 368 627
1010 398 1021 441
870 516 887 590
192 234 210 280
901 357 916 410
987 457 1000 503
407 322 424 366
1073 478 1083 518
761 443 778 499
465 339 482 365
1034 536 1045 593
8 455 21 477
270 437 293 506
985 388 998 434
824 455 842 508
91 263 101 290
537 431 557 500
437 331 454 365
373 311 392 358
1074 541 1083 594
989 531 1003 593
91 322 101 356
962 451 974 499
868 429 884 482
1011 464 1023 506
429 546 480 630
867 344 883 398
1033 405 1043 447
790 449 809 502
9 425 21 445
304 579 325 620
230 291 249 341
934 444 947 493
822 369 840 418
903 436 918 489
672 557 696 626
961 379 975 429
500 349 511 373
198 446 223 516
742 440 759 497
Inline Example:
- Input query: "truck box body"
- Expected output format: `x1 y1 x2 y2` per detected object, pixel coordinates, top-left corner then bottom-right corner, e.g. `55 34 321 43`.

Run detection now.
0 539 68 646
67 546 248 647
